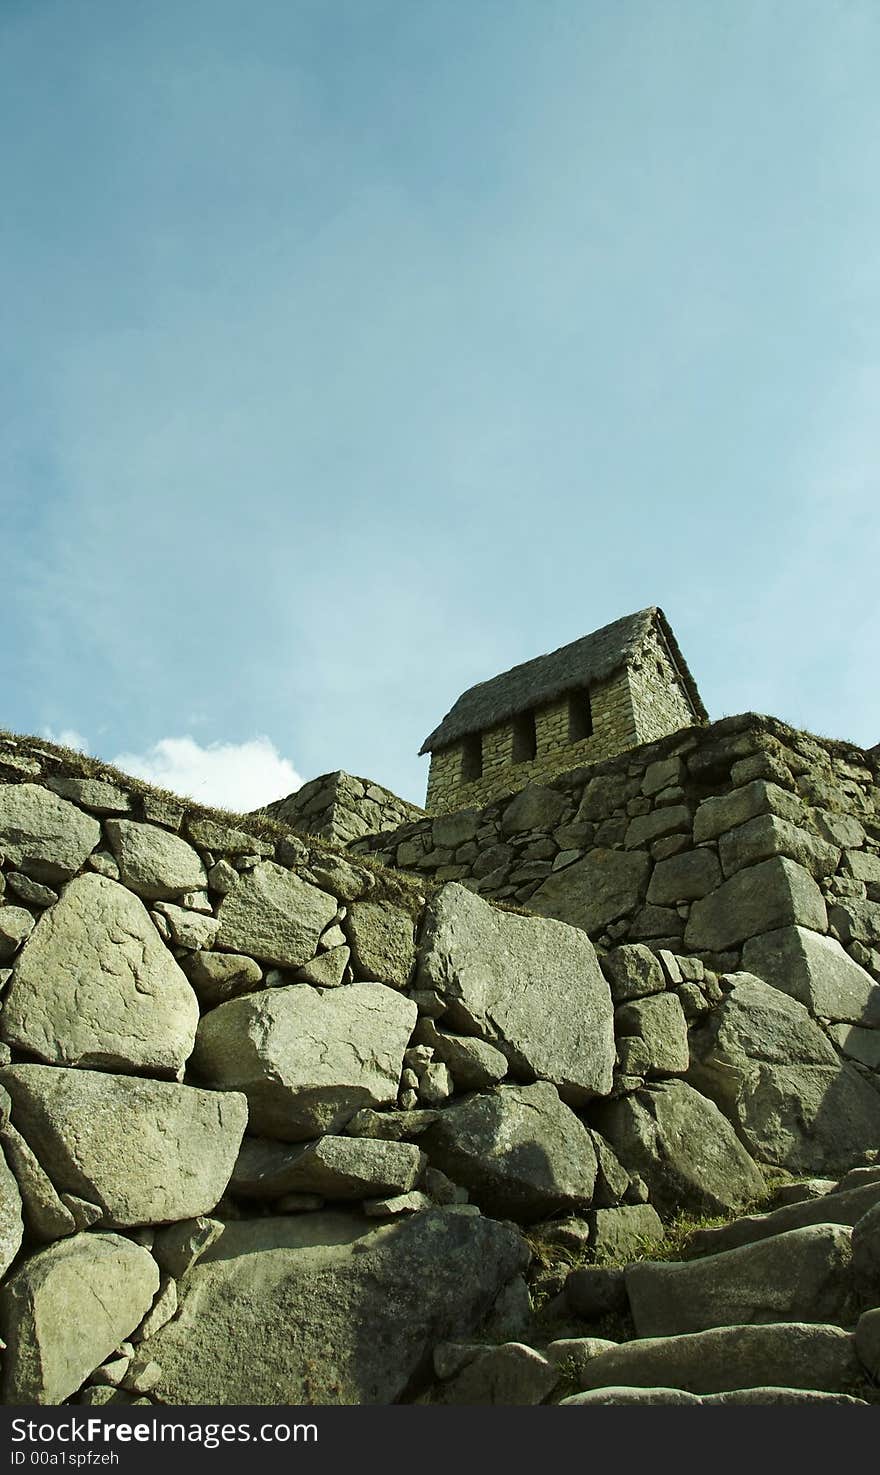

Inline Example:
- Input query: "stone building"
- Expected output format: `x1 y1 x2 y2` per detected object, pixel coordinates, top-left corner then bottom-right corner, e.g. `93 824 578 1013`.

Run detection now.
419 607 707 813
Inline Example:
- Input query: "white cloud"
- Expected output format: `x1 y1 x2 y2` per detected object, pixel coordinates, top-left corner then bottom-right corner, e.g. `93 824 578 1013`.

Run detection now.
111 735 302 813
42 727 89 753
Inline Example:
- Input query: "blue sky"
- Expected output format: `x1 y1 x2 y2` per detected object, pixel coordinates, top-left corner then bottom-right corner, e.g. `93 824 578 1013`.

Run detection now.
2 0 878 809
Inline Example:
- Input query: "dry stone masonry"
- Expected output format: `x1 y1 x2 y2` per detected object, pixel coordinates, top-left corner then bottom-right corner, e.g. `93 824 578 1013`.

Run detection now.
0 677 879 1405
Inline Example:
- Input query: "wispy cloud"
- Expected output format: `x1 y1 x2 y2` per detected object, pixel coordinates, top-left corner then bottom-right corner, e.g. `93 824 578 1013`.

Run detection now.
111 735 301 812
42 727 89 753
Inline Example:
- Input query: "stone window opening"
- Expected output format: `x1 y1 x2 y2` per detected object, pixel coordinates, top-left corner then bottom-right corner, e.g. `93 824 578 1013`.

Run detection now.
511 711 537 764
568 687 593 742
461 733 482 782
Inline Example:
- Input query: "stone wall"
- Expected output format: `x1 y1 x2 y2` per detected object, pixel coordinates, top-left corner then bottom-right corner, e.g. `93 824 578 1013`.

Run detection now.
1 731 879 1407
425 667 639 814
424 637 702 816
628 621 697 744
355 712 880 982
261 768 425 846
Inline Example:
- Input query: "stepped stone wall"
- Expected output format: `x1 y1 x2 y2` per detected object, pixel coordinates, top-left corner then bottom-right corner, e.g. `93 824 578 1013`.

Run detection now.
261 768 425 846
353 712 880 985
0 728 879 1406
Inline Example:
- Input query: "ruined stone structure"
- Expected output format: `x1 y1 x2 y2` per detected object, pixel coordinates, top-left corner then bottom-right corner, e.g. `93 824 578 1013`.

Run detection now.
261 769 424 847
0 657 879 1406
419 607 707 814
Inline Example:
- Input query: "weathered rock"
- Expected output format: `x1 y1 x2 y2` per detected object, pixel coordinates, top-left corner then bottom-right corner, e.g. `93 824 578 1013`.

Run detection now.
0 1232 159 1404
182 950 264 1008
364 1191 433 1218
152 1217 224 1280
413 1019 508 1090
45 777 131 814
560 1386 700 1405
185 818 269 855
851 1202 880 1301
1 1123 75 1241
416 883 614 1101
346 901 416 988
855 1307 880 1379
134 1277 178 1343
590 1204 664 1261
214 863 337 969
0 1065 247 1226
828 1024 880 1071
625 1224 857 1336
624 805 691 850
692 780 805 844
0 1141 24 1277
564 1266 628 1319
687 973 880 1173
5 873 58 908
433 1342 559 1405
531 849 651 936
104 818 207 900
1 875 199 1076
615 993 689 1076
421 1082 598 1223
0 784 100 882
577 1322 860 1395
344 1108 439 1141
501 786 566 836
193 982 417 1140
718 815 839 880
688 1179 880 1256
0 906 34 961
152 902 220 951
308 857 374 903
231 1135 424 1200
646 849 721 905
561 1386 865 1405
600 944 665 1004
768 1178 837 1207
295 946 350 988
590 1129 632 1207
742 926 880 1024
592 1079 765 1218
684 858 827 952
146 1208 529 1405
544 1337 620 1378
829 899 880 948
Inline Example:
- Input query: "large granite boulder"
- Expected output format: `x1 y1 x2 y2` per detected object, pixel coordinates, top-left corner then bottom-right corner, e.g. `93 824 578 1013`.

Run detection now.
416 884 614 1101
193 982 417 1139
215 863 337 969
345 901 416 988
0 784 100 882
688 1179 880 1256
577 1322 860 1396
615 993 689 1076
692 781 805 844
591 1079 764 1217
684 858 827 952
421 1082 598 1222
742 926 880 1024
687 974 880 1173
530 849 651 937
104 819 207 900
624 1223 857 1336
0 1232 159 1404
230 1135 424 1201
146 1208 529 1404
0 1065 247 1226
0 874 199 1076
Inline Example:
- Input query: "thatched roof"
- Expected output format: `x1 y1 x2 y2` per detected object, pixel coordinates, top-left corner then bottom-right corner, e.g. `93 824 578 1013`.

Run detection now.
419 607 707 754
